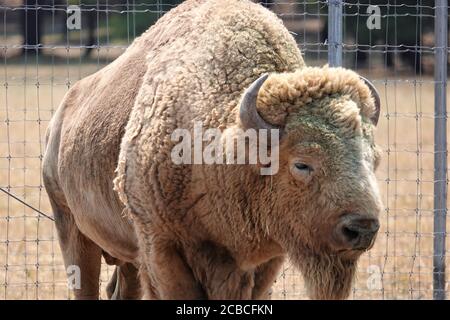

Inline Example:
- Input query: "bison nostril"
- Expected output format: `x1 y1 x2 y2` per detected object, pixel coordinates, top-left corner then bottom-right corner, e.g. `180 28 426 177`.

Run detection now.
336 216 380 250
342 226 360 242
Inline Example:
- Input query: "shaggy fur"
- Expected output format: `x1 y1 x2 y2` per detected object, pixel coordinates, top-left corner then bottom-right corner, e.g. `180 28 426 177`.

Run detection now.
43 0 381 300
257 66 377 128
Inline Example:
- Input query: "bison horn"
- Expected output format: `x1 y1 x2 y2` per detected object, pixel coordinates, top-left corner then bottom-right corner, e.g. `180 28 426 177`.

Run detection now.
239 73 283 136
360 76 381 126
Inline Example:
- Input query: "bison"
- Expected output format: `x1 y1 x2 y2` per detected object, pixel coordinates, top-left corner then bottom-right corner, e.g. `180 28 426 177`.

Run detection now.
43 0 382 300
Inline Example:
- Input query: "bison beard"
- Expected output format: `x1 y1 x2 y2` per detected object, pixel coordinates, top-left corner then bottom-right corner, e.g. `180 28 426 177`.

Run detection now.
294 250 358 300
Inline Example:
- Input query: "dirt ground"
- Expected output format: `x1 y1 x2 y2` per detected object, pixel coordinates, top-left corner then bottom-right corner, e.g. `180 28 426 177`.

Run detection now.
1 55 449 299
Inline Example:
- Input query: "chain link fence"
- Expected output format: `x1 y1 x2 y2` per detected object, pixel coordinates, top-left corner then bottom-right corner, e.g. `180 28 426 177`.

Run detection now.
0 0 448 299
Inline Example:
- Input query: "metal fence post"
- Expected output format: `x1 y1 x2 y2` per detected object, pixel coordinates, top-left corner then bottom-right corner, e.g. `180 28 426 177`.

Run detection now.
328 0 343 67
433 0 448 301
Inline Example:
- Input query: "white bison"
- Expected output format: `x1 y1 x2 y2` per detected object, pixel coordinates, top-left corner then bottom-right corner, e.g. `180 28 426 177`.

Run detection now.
43 0 382 299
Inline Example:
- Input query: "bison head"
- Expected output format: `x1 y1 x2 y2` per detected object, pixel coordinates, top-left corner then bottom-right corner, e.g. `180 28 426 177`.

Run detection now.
238 67 382 299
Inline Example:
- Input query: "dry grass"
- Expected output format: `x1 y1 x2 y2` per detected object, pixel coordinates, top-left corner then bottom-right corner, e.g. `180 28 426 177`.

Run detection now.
0 59 449 300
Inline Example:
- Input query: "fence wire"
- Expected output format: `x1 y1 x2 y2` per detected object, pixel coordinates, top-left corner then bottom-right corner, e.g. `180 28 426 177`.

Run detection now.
0 0 448 300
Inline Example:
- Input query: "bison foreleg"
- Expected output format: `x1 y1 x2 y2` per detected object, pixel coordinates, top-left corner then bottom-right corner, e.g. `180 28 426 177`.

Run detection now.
252 256 285 299
107 264 141 300
106 267 118 299
141 241 206 299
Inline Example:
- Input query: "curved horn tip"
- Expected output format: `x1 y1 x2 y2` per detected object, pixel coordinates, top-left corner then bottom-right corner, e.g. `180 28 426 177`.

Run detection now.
250 73 269 91
239 73 279 132
359 76 381 126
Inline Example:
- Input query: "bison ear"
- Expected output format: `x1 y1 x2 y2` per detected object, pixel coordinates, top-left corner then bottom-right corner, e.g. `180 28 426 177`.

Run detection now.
360 76 381 126
239 73 283 136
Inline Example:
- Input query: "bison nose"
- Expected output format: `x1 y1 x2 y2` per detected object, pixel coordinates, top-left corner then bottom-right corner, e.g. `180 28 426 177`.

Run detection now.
336 215 380 250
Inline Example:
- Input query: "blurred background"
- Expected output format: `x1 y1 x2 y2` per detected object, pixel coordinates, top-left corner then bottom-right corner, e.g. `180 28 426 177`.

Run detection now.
0 0 444 72
0 0 449 299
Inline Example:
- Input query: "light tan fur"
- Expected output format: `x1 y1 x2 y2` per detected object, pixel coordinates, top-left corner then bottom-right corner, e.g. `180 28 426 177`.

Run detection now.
43 0 381 300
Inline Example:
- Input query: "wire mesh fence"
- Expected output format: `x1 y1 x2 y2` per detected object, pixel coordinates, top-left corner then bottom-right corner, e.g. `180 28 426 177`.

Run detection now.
0 0 448 299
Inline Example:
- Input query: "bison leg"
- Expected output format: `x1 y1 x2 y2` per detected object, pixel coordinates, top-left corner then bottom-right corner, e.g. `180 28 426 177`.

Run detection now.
48 197 102 300
106 267 118 299
141 242 205 299
252 256 285 299
190 242 256 299
107 264 141 300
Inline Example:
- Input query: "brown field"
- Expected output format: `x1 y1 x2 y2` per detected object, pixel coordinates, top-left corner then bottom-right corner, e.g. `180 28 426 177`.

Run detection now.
1 57 449 300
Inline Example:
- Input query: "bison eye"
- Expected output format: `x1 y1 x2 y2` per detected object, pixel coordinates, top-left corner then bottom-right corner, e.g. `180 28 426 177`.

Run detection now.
289 160 315 183
294 163 313 173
